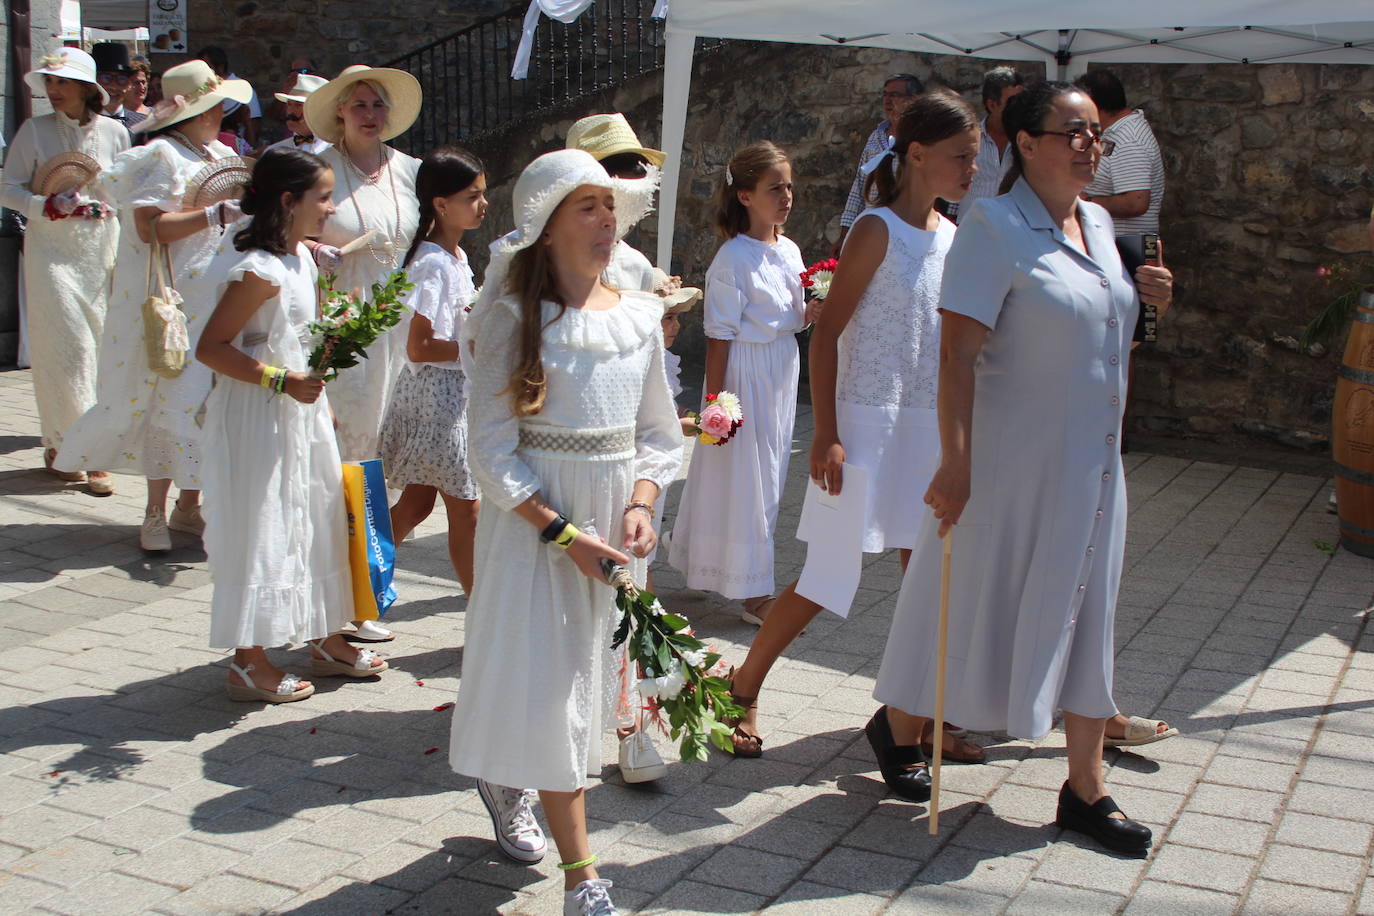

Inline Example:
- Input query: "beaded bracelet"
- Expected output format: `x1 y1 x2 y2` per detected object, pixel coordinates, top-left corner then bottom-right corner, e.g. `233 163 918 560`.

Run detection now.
624 502 654 517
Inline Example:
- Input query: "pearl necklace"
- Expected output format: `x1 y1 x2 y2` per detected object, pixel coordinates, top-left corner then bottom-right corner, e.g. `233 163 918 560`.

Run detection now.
339 143 403 267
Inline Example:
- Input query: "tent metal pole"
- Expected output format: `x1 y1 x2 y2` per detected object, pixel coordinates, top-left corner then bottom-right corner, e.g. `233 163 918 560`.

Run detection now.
657 27 695 272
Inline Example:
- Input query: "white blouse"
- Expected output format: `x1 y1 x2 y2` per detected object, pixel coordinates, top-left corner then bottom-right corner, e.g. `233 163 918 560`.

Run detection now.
0 111 130 218
702 233 806 344
465 290 683 512
401 241 474 372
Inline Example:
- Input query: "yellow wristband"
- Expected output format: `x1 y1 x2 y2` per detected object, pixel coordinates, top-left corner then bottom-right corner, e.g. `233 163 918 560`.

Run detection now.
554 522 580 549
260 365 281 389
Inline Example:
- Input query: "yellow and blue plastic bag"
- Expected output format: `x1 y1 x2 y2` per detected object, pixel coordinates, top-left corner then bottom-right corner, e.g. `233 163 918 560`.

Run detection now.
342 459 397 620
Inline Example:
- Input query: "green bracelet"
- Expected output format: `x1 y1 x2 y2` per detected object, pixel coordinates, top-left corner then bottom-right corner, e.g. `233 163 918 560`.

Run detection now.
557 854 597 871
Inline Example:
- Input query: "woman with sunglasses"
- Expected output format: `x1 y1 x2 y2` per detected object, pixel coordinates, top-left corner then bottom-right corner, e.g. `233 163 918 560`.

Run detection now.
869 81 1173 856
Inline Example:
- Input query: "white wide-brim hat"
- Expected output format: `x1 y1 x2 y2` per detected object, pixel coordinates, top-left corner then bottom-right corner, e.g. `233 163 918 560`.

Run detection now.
133 59 252 134
25 47 109 108
304 65 422 145
274 73 328 104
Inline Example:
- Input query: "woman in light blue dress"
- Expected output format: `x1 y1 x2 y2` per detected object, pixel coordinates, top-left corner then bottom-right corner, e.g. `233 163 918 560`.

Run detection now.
871 82 1174 856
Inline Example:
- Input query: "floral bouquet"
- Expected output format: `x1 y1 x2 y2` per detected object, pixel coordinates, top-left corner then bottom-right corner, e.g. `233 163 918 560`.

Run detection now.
603 560 743 762
684 391 744 446
800 258 839 300
42 190 113 221
307 270 413 380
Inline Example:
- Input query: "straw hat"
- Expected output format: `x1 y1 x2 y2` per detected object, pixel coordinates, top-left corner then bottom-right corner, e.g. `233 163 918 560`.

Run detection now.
566 113 665 166
25 47 109 107
274 73 328 104
133 59 251 134
651 267 701 313
304 65 421 145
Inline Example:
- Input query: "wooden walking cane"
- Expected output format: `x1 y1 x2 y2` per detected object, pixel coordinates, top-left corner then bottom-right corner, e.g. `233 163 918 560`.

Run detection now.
928 530 953 835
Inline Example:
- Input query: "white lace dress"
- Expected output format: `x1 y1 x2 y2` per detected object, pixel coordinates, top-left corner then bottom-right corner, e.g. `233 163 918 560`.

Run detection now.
0 112 129 450
670 234 806 599
448 290 682 792
315 145 420 460
55 137 240 485
801 207 954 553
203 245 353 649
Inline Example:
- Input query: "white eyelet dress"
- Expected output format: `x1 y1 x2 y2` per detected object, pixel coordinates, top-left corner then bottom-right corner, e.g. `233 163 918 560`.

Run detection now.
449 291 682 792
202 244 353 649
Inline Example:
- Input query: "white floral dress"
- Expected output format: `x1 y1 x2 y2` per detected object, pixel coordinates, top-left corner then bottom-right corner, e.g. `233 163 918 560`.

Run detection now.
0 112 129 450
449 290 682 792
55 137 240 485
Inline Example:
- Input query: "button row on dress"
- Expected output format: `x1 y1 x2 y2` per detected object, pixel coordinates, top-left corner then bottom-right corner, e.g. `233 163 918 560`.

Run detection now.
1108 318 1118 328
1106 435 1116 445
1100 277 1110 288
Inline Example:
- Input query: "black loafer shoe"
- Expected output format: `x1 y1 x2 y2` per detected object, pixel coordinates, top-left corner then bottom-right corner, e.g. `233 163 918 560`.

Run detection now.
1056 781 1152 856
865 706 932 802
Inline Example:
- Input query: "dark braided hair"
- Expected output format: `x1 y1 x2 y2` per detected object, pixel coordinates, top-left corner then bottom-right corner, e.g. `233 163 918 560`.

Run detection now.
234 146 329 255
403 145 484 267
998 80 1083 195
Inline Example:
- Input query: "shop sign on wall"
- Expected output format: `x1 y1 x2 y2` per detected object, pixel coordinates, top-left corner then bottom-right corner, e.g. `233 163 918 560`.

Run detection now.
149 0 188 53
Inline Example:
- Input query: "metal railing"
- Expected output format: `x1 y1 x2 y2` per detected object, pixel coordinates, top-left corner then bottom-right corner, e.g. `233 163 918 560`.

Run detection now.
385 1 678 154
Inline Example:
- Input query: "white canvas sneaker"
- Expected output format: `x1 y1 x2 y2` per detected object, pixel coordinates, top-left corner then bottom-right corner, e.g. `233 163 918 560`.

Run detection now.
618 729 667 783
565 878 617 916
140 507 171 552
477 779 546 863
168 501 205 536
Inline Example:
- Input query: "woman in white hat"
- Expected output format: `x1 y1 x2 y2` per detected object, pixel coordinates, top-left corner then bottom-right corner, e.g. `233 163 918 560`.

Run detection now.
56 59 252 551
0 47 129 493
448 149 680 916
303 64 422 641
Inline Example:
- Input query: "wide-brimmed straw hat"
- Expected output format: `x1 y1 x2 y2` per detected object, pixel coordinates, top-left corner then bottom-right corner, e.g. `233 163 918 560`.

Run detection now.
566 113 666 166
133 59 251 134
26 47 109 107
651 267 702 313
497 148 660 259
304 65 421 145
274 73 328 104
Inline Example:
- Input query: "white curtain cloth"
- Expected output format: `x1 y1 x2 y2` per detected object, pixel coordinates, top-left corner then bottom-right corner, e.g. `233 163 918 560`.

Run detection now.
512 0 597 79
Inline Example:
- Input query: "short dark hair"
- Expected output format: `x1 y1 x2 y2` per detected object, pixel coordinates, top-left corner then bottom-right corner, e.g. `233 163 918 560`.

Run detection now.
235 147 330 255
883 73 924 95
1074 69 1127 113
981 67 1025 106
197 45 229 72
599 151 650 179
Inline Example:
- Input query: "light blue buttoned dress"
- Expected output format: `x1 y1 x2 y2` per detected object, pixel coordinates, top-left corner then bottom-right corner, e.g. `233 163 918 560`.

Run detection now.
874 178 1139 740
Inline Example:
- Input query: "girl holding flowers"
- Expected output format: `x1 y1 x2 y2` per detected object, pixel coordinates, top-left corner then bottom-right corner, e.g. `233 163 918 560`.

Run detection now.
724 94 986 776
380 146 487 596
196 147 386 703
670 141 812 625
448 149 680 916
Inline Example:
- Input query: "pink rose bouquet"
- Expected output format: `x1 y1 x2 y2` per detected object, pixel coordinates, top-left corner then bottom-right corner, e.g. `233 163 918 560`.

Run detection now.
685 391 744 446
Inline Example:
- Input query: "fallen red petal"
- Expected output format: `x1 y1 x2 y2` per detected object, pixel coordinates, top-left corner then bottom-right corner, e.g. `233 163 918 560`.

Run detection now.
309 727 317 734
424 747 439 755
432 703 454 712
415 680 425 686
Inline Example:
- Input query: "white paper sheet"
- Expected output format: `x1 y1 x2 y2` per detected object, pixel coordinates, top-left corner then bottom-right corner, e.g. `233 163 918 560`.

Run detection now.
795 463 868 619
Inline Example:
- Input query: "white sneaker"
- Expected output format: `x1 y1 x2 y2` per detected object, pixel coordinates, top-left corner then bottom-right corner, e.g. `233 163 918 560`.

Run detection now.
351 620 395 642
140 507 171 552
619 729 667 783
565 878 617 916
477 780 546 863
168 501 205 536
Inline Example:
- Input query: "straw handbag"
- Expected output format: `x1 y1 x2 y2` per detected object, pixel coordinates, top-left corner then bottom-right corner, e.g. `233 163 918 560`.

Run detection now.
141 240 189 379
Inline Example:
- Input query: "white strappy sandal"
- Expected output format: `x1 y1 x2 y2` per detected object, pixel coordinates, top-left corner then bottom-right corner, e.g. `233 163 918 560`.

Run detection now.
226 662 314 703
308 639 388 678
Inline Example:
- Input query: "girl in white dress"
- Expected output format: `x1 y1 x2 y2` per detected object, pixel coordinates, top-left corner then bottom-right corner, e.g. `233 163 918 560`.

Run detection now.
722 95 986 772
55 60 253 552
448 149 680 916
0 48 128 494
670 142 813 621
304 64 422 643
196 147 387 703
380 146 487 596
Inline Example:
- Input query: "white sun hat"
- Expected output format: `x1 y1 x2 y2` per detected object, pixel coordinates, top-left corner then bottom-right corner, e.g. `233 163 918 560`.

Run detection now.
274 73 328 104
25 47 109 107
133 59 252 134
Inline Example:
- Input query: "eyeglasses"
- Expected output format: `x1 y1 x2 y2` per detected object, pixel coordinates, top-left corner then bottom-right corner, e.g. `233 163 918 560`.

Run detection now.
881 90 913 100
1028 127 1115 156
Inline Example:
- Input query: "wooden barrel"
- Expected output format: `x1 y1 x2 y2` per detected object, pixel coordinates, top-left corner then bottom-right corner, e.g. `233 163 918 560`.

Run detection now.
1334 291 1374 557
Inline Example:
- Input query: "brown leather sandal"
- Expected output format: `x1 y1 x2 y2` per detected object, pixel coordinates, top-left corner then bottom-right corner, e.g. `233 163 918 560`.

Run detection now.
921 720 986 764
725 668 763 758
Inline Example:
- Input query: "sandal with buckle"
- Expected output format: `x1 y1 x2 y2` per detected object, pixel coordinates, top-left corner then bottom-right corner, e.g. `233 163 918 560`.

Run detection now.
740 595 775 627
724 666 763 758
226 661 314 703
309 639 388 678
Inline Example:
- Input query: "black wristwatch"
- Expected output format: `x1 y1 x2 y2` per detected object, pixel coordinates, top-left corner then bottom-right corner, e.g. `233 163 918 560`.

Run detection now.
539 513 570 543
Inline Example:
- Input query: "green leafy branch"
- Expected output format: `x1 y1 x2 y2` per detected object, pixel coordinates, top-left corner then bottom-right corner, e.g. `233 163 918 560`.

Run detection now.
308 270 414 379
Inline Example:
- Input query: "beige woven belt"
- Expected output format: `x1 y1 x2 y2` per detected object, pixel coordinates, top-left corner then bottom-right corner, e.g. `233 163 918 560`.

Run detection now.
517 424 634 457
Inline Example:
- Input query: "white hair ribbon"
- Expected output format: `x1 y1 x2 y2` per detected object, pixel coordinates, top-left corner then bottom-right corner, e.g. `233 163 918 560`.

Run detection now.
858 134 898 177
724 165 734 186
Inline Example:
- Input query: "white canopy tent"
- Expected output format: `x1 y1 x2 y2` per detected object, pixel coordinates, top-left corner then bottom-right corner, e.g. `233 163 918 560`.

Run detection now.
650 0 1374 266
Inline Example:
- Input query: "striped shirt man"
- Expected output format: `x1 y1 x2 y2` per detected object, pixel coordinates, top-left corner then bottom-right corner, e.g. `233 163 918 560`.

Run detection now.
1084 109 1165 236
840 121 892 230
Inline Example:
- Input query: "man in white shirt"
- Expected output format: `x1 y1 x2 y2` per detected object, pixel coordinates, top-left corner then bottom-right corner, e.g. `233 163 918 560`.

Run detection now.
1076 69 1165 237
832 72 922 256
949 67 1024 221
265 74 331 155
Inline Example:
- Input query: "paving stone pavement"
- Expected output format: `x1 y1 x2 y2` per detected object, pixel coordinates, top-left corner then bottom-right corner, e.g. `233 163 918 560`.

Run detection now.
1 365 1372 915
